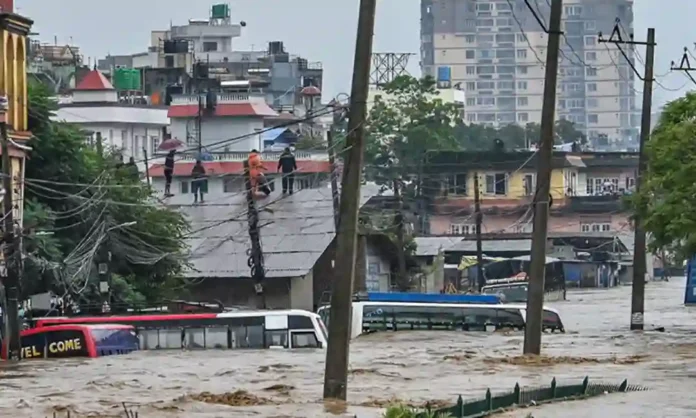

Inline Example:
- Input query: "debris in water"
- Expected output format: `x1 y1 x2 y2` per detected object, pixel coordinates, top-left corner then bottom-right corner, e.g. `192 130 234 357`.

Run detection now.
483 354 649 366
263 384 294 396
358 397 450 409
188 390 277 406
443 354 474 362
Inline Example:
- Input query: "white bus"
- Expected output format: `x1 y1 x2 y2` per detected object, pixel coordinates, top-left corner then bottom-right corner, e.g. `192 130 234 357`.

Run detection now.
35 309 328 350
317 302 564 339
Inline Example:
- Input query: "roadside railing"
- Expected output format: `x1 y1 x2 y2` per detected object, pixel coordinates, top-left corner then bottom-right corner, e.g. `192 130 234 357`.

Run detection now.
415 376 648 417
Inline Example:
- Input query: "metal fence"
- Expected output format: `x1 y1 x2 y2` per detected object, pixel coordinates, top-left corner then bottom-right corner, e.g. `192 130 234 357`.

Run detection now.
416 376 648 418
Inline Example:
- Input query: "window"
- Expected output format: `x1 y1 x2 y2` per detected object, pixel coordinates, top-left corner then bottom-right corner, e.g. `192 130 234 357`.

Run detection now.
485 173 507 195
478 81 495 89
581 223 611 233
466 82 476 91
587 114 598 124
465 35 476 43
517 97 528 106
625 177 635 190
151 136 159 155
223 176 243 193
466 97 475 106
517 81 528 90
465 50 475 59
584 36 596 46
264 330 289 348
291 332 320 348
183 328 205 349
497 81 514 90
564 5 582 16
586 67 597 76
466 66 476 75
203 41 218 52
517 65 528 74
446 173 467 195
133 135 140 158
204 327 228 349
523 174 535 196
516 49 527 59
516 34 527 42
586 177 619 195
467 113 476 122
450 224 474 235
584 21 596 30
587 83 597 92
180 181 189 194
518 112 528 122
587 98 598 108
586 52 596 61
477 97 495 106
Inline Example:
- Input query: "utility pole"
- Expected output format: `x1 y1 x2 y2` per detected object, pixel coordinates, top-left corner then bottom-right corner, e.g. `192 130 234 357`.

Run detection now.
142 146 151 188
323 0 377 401
1 120 20 360
473 172 484 291
326 130 340 230
599 22 655 331
197 94 203 155
243 160 266 309
523 0 563 355
393 179 408 290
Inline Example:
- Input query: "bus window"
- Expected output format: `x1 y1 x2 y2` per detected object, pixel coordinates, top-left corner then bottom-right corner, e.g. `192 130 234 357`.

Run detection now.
461 307 498 330
184 328 205 349
362 305 390 331
289 315 314 329
92 328 138 354
205 327 228 349
317 307 329 327
264 330 288 348
139 329 159 349
291 331 320 348
20 333 46 359
159 329 183 349
45 329 89 358
246 325 264 349
390 306 431 330
496 309 526 328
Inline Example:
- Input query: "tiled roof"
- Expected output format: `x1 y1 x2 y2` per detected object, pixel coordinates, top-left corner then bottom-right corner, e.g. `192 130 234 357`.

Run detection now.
74 70 114 91
149 160 331 177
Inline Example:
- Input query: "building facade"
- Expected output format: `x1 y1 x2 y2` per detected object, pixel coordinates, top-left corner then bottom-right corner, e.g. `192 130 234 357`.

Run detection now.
0 9 32 229
421 0 639 142
53 69 169 170
424 151 637 236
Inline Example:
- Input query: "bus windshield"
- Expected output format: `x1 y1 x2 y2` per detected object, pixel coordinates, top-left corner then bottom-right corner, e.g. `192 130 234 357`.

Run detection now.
482 284 528 303
90 327 139 352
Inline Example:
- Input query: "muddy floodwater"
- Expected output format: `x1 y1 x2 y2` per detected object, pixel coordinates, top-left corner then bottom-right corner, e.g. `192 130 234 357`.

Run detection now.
2 278 695 417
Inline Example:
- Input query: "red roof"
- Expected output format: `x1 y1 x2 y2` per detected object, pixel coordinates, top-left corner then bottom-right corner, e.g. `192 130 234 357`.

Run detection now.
74 70 114 91
168 102 278 118
149 160 331 177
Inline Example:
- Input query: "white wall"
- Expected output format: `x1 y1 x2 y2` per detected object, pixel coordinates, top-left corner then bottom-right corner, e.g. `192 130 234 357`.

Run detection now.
79 123 165 166
169 117 264 152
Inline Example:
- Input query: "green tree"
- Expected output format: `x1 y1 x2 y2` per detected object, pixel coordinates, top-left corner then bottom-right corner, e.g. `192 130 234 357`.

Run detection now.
554 119 587 144
294 134 326 150
23 82 190 305
633 92 696 260
364 75 460 193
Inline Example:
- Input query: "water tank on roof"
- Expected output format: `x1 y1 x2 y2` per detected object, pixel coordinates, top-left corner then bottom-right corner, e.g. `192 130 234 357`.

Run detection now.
211 4 230 19
113 68 142 91
268 41 285 55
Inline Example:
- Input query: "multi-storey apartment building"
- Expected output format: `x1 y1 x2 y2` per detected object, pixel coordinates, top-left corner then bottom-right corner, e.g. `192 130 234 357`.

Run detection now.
421 0 639 143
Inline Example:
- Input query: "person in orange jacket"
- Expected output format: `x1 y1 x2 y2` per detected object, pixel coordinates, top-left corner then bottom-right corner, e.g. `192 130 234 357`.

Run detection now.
248 149 271 196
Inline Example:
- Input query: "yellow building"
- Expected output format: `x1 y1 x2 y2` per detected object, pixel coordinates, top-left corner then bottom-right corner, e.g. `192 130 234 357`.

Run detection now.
0 11 32 226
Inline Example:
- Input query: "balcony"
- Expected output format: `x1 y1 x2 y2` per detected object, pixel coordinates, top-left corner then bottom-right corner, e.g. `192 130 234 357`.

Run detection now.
169 150 329 162
568 194 626 213
170 93 267 106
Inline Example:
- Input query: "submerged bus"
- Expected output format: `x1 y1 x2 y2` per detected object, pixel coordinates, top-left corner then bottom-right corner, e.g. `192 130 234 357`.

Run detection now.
35 310 327 350
318 301 564 339
2 324 138 360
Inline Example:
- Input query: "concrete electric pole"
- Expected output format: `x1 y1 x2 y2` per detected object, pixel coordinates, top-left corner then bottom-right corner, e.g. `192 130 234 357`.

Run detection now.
323 0 377 401
473 172 484 291
599 22 655 331
523 0 563 356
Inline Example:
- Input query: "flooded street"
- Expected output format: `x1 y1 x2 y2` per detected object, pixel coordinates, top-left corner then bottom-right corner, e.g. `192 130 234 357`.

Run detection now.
2 278 695 417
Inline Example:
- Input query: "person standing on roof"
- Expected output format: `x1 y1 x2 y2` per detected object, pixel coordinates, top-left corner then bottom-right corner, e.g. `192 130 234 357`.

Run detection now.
164 150 176 196
191 159 206 203
248 149 271 196
278 147 297 194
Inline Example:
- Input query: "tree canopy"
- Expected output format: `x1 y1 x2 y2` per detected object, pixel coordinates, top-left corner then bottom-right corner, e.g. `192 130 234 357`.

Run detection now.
633 91 696 260
22 82 190 306
364 75 587 192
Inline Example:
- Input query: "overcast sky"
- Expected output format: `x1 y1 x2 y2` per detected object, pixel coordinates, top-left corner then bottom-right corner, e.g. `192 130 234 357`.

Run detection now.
15 0 696 106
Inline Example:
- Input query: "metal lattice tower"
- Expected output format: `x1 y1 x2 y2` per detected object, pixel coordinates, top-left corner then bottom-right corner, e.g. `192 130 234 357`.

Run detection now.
370 53 414 87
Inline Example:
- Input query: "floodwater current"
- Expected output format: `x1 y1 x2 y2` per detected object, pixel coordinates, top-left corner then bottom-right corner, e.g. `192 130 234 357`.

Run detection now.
2 278 695 417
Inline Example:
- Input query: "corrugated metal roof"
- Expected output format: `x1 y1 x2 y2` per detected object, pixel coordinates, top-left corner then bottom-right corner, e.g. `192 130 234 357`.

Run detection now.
169 185 379 279
261 127 288 143
413 237 461 256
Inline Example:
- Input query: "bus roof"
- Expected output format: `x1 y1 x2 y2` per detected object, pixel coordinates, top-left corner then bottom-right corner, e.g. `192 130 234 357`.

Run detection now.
348 301 560 313
356 292 500 304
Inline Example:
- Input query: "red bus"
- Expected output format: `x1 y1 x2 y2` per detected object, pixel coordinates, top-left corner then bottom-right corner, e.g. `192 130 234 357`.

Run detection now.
2 324 139 360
